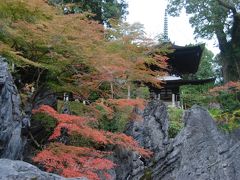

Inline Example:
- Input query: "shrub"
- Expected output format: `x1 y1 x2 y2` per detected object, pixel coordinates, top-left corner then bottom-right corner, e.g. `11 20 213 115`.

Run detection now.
180 83 214 108
215 92 240 112
209 81 240 112
32 105 152 179
94 99 145 132
210 109 240 132
167 107 184 138
57 100 93 116
134 86 150 99
140 168 152 180
111 107 132 132
31 112 57 144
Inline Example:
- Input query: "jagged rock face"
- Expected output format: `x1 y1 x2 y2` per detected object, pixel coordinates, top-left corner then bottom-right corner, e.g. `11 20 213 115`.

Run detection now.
114 101 169 179
0 159 88 180
0 57 25 160
114 100 240 180
156 105 240 180
127 101 168 154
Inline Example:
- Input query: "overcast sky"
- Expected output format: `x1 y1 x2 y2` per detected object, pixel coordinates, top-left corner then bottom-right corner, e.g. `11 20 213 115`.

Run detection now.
126 0 220 54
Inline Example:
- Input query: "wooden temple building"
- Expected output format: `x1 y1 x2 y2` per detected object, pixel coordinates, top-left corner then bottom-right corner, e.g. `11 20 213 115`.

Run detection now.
148 10 214 107
149 44 214 107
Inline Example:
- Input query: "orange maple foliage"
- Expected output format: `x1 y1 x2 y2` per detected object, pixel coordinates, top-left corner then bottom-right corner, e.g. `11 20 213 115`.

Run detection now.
33 105 152 178
32 142 115 180
33 105 151 156
94 102 114 117
107 98 146 110
209 81 240 95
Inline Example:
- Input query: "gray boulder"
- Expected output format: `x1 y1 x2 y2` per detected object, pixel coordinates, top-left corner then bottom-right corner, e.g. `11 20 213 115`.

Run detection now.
0 159 87 180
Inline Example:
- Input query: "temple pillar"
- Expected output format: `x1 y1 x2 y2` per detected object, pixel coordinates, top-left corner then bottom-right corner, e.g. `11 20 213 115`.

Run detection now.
172 93 175 107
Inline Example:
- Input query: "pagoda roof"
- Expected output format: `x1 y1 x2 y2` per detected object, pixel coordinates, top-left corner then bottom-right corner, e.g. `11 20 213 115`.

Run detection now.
167 44 204 75
145 77 215 92
160 77 215 89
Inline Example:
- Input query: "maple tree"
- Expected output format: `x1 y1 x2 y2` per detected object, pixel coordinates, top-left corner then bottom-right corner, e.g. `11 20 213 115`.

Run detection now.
32 105 152 178
33 142 115 179
0 0 102 97
33 105 152 156
209 81 240 95
0 2 166 176
0 0 167 102
106 98 146 111
103 21 168 99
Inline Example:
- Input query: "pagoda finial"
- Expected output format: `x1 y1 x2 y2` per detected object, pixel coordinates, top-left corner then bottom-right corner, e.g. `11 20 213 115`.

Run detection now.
163 9 169 42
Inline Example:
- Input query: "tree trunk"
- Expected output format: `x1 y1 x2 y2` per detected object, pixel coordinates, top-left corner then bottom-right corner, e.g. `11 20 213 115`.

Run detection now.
221 50 240 83
216 26 240 82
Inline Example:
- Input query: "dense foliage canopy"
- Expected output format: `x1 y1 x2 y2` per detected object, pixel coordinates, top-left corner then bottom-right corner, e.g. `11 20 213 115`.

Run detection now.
0 0 166 101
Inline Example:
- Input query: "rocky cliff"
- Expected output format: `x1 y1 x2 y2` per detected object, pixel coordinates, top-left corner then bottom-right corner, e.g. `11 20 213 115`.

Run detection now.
0 57 26 160
114 100 240 180
0 57 82 179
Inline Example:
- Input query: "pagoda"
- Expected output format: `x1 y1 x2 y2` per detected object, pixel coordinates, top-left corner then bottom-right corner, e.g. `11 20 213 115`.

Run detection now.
148 10 214 107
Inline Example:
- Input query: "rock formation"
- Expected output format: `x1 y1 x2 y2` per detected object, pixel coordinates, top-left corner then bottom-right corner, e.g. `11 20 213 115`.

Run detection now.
114 100 240 180
0 57 25 160
156 105 240 180
0 159 87 180
0 57 88 179
113 101 169 179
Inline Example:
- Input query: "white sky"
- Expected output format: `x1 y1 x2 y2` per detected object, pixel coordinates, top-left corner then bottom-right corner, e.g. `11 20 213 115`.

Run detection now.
126 0 220 55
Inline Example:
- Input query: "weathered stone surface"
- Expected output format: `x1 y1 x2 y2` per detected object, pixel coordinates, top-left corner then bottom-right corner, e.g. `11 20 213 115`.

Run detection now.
0 159 87 180
114 100 240 180
156 105 240 180
114 100 169 179
0 57 25 160
32 87 57 111
112 146 145 180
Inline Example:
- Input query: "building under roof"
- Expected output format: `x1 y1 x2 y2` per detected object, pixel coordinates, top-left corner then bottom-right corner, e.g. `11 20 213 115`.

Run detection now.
148 43 215 107
147 11 215 107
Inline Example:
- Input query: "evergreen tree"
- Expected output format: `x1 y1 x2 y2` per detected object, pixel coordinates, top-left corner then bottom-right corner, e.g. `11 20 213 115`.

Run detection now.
48 0 128 25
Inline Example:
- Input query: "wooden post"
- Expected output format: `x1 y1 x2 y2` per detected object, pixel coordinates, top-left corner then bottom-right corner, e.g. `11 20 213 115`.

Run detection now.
127 84 131 99
172 93 175 107
12 63 15 72
110 82 114 99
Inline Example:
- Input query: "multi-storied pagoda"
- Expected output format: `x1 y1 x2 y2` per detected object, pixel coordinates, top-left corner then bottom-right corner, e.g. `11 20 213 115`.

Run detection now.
148 10 214 107
149 44 214 106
